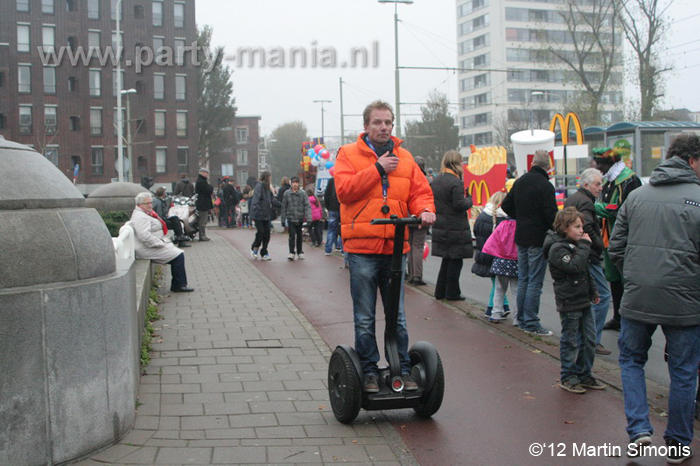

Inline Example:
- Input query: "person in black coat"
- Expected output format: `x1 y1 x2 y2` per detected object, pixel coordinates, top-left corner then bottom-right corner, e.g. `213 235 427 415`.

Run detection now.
431 150 473 301
222 178 238 228
501 150 558 335
194 167 214 241
250 171 281 260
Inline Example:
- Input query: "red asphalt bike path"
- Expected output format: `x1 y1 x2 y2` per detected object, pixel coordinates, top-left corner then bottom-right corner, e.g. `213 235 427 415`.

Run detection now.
217 228 698 466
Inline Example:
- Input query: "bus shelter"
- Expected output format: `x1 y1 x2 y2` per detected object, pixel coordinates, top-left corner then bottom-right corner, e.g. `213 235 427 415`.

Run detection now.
576 121 700 179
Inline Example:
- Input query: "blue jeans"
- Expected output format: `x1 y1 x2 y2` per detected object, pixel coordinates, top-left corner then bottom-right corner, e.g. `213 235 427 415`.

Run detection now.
618 318 700 445
559 308 596 384
516 245 547 331
347 253 410 376
325 210 343 254
589 263 611 345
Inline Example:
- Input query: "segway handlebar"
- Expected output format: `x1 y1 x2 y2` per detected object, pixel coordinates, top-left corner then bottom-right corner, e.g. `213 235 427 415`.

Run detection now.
370 215 422 226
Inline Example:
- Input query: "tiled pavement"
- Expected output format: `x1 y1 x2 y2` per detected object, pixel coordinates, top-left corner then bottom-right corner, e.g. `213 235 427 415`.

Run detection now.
74 234 416 466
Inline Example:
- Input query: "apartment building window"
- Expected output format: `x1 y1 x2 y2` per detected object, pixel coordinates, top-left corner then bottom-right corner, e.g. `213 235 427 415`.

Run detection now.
237 149 248 165
44 106 57 134
474 112 490 127
111 0 122 20
175 75 186 100
237 170 248 187
87 0 99 18
134 4 145 18
152 1 163 26
474 73 488 89
112 69 125 97
174 38 185 65
474 132 493 145
236 127 248 144
113 108 125 135
89 69 101 96
18 24 30 52
153 36 164 53
90 108 102 135
0 114 6 129
154 74 164 99
42 0 54 13
154 110 166 136
43 67 56 93
19 106 33 134
91 147 104 174
17 0 30 12
174 2 185 28
69 116 80 131
156 148 166 173
88 31 100 51
66 36 79 52
66 0 77 12
176 111 187 137
18 65 31 93
177 148 188 171
68 76 78 91
44 147 59 166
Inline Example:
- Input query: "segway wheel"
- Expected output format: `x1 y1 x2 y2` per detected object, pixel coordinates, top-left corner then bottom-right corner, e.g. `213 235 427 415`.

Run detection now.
328 349 362 423
412 352 445 418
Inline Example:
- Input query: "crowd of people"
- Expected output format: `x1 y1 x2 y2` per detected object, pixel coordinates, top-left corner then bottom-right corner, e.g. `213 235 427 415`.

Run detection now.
129 99 699 464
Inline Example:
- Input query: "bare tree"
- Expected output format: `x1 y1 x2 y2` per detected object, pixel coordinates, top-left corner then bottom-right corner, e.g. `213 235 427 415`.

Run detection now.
536 0 622 125
402 91 459 169
619 0 672 121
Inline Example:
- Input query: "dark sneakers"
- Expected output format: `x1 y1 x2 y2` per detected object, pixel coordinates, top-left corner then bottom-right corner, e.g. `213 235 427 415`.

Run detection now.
363 374 379 393
580 377 607 390
603 318 620 331
666 438 693 464
403 373 418 391
626 432 652 458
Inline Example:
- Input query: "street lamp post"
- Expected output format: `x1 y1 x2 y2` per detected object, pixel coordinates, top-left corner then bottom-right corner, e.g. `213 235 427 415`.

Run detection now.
378 0 413 139
115 0 125 182
312 100 331 142
530 90 569 188
121 88 137 183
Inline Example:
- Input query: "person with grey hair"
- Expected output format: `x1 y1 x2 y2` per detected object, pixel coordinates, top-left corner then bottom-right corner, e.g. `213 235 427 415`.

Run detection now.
195 167 214 241
130 192 193 292
564 167 611 355
502 149 558 336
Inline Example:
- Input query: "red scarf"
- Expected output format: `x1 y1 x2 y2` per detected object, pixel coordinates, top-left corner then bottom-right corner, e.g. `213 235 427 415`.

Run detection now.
145 209 168 235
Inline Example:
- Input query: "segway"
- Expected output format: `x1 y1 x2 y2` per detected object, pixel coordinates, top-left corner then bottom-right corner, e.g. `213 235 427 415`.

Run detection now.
328 215 445 423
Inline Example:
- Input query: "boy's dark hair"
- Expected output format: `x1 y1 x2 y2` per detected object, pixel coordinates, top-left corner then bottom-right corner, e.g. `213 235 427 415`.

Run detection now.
291 176 300 183
553 206 584 236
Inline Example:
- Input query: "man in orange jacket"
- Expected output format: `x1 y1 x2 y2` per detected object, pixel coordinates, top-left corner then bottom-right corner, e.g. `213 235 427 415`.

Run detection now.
334 100 436 393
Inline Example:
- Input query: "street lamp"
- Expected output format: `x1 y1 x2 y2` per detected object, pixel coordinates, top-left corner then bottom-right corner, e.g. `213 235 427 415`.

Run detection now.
378 0 414 139
115 0 125 182
312 100 331 142
120 88 137 183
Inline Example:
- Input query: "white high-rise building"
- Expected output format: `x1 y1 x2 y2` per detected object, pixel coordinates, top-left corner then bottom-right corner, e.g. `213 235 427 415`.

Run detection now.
456 0 624 151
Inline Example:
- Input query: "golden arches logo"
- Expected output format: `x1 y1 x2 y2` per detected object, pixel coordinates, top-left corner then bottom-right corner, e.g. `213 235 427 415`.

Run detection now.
550 112 584 146
469 180 490 205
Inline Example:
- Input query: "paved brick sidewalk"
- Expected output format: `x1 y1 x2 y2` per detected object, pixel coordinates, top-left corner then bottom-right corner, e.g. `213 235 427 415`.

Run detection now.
74 234 415 466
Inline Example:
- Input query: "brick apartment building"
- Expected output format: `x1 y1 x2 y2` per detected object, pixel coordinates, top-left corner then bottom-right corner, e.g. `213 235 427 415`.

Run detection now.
0 0 198 194
207 115 261 189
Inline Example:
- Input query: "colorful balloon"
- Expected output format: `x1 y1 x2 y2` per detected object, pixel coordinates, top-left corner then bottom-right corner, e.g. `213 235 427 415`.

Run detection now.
320 149 330 159
325 161 334 170
423 242 430 260
329 167 335 176
314 144 323 154
307 149 316 158
310 158 320 167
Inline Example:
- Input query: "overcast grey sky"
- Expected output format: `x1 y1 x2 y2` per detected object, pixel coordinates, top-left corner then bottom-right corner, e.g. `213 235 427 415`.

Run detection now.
196 0 700 143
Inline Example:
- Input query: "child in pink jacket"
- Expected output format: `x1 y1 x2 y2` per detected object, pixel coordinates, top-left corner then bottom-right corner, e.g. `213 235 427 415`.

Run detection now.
482 218 518 324
307 188 324 247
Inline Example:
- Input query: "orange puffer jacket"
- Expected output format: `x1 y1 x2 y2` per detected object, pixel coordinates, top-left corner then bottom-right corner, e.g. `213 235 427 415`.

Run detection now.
335 134 435 255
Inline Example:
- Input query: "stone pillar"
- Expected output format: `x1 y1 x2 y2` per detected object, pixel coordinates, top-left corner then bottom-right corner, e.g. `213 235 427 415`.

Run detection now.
0 137 139 465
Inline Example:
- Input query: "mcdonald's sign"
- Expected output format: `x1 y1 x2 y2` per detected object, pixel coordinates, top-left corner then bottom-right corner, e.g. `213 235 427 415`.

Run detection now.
550 112 584 146
469 179 490 206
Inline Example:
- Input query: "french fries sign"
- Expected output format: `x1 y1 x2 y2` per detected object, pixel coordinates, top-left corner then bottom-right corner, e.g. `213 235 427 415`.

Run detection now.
463 145 508 206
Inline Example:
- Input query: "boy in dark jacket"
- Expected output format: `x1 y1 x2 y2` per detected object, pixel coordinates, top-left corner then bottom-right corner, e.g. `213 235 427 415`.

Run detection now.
543 207 605 394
